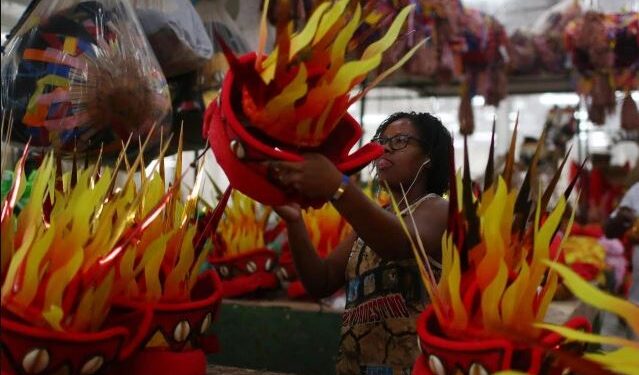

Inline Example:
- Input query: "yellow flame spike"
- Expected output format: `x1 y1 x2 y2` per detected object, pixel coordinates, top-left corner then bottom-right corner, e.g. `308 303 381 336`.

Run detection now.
260 52 278 83
533 198 566 268
42 245 84 323
447 243 467 331
117 246 138 298
181 161 208 228
583 348 639 375
348 38 426 106
476 178 507 288
71 286 96 332
145 172 165 216
515 197 566 322
310 98 334 140
1 215 15 278
500 191 517 267
1 224 38 301
265 65 308 115
534 270 558 324
143 233 171 301
42 305 64 331
544 261 639 335
500 260 529 328
16 155 54 241
535 322 639 349
361 5 414 60
313 0 350 45
290 2 332 61
255 0 270 71
164 226 196 301
480 259 508 331
329 55 381 97
329 4 361 68
133 229 168 277
90 269 114 331
11 225 52 308
438 234 453 308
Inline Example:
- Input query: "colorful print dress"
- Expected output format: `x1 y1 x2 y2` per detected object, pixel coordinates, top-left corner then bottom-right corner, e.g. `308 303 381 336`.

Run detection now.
336 195 441 375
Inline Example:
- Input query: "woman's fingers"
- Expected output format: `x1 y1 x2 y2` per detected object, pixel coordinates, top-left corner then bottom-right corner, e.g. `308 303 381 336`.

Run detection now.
279 170 303 186
277 161 304 172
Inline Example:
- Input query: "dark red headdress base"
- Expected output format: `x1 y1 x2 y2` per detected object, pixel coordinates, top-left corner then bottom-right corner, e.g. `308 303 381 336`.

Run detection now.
413 306 591 375
209 248 279 298
1 271 223 375
121 348 207 375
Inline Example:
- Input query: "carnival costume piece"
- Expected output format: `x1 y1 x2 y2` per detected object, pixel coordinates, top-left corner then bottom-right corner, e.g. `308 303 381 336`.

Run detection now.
209 190 281 298
205 0 424 207
1 0 171 158
399 124 639 374
279 203 351 299
565 11 639 126
1 138 229 375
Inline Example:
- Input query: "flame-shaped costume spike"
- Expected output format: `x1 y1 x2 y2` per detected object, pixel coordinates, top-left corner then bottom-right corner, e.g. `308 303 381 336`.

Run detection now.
206 0 424 207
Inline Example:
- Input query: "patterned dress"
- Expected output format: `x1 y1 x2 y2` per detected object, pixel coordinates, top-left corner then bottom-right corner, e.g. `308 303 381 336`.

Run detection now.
336 196 441 375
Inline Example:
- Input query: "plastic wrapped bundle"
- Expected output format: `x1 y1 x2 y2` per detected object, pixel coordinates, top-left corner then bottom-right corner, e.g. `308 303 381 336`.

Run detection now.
403 14 441 78
507 30 537 75
531 0 582 73
415 0 465 81
569 11 615 72
196 0 250 89
134 0 213 78
457 9 509 118
1 0 172 158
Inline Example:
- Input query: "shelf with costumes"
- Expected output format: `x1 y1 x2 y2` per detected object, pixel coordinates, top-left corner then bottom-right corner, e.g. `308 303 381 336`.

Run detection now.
368 0 638 133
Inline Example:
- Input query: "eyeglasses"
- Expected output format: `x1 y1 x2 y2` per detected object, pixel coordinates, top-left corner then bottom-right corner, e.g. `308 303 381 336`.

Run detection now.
372 134 424 151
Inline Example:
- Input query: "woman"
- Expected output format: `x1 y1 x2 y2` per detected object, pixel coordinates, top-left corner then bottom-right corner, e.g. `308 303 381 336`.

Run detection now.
270 112 451 374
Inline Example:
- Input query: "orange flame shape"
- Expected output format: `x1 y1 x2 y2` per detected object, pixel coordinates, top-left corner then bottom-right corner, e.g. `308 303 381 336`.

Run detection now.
241 0 424 147
216 190 272 256
302 203 351 258
1 154 136 332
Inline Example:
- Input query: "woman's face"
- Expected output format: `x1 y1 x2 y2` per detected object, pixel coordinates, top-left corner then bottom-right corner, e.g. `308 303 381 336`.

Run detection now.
374 118 429 188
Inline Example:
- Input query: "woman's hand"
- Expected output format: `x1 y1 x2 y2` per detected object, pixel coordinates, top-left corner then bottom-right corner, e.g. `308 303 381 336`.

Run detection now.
274 203 302 223
269 153 343 200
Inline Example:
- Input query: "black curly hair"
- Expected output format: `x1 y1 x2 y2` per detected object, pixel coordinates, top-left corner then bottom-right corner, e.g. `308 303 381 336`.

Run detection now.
374 111 451 196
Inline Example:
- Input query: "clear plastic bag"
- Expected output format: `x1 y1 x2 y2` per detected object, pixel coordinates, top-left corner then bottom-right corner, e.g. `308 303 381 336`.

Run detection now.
134 0 213 78
195 0 250 89
1 0 172 158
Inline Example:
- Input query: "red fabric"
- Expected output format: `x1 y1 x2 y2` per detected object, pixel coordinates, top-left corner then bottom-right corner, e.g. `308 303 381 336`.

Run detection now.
220 272 279 298
570 162 629 220
569 223 604 238
549 232 566 264
286 281 308 299
1 315 128 375
112 271 223 353
414 306 591 374
570 262 601 281
210 249 280 298
122 348 207 375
